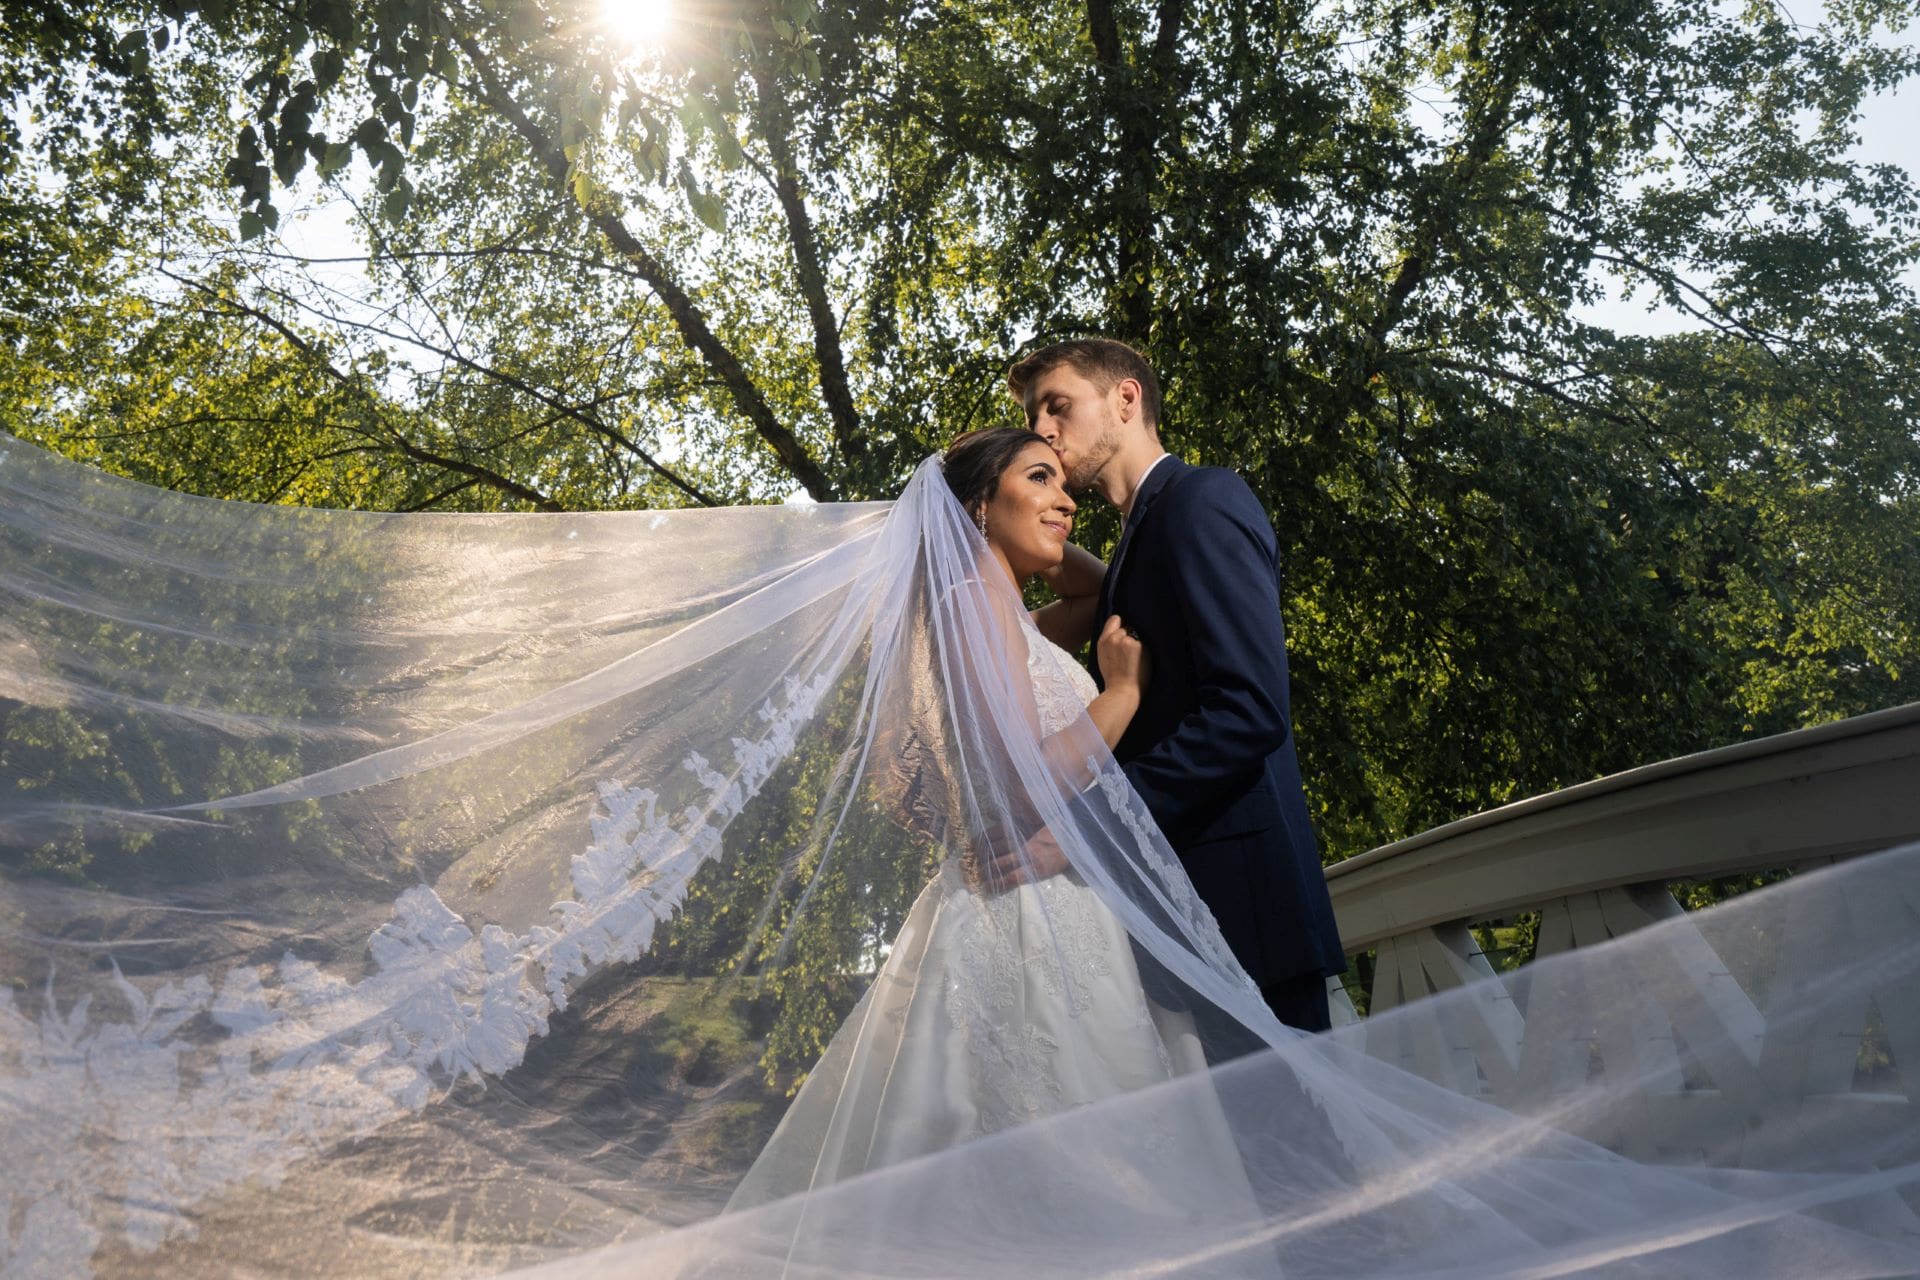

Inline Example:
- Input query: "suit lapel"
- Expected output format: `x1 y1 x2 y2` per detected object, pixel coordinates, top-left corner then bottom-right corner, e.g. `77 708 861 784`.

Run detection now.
1098 455 1185 623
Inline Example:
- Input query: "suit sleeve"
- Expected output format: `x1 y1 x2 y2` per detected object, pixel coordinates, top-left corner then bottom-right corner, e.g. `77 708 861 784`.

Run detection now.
1121 470 1293 840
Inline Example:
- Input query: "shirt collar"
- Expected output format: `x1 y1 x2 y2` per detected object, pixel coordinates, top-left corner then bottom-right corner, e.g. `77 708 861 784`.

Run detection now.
1123 453 1174 521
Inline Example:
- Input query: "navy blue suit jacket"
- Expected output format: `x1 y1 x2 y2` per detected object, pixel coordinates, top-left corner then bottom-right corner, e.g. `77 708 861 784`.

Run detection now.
1093 457 1346 987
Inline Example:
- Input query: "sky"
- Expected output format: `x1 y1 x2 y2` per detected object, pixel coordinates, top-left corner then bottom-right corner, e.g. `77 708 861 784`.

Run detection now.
1577 28 1920 336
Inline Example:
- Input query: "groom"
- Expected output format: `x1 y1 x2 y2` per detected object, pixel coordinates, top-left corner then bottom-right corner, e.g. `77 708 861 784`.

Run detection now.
1010 338 1346 1033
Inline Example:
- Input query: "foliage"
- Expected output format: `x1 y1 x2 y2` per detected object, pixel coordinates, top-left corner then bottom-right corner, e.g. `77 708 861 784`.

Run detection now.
657 666 942 1088
4 0 1918 864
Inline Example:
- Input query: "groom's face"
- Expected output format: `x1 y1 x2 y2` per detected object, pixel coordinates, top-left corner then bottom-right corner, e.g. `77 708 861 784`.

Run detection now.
1025 365 1123 492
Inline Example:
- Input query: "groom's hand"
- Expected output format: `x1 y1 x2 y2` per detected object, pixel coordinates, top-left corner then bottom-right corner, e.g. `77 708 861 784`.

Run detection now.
982 828 1072 892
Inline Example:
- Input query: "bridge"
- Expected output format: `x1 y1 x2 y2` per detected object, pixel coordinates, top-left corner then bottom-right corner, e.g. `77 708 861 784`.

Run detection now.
1321 702 1920 1167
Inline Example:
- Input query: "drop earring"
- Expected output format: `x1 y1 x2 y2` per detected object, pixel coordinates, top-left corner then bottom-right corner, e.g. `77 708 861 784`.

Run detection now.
974 506 988 539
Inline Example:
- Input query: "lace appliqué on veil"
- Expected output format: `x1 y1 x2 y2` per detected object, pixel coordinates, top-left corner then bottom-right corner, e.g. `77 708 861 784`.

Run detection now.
1090 759 1255 991
0 673 834 1277
1034 629 1248 1000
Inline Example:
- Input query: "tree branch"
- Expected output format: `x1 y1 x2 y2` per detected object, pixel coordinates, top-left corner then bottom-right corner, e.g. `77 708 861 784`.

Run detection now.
247 277 724 507
1422 352 1707 504
1086 0 1122 67
161 267 567 512
1319 16 1527 439
400 475 485 511
1086 0 1190 343
1151 0 1188 68
748 52 866 473
455 31 837 500
1584 248 1797 364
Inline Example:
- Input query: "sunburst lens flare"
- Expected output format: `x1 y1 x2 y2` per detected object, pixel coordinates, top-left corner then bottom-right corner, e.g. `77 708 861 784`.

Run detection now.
600 0 674 47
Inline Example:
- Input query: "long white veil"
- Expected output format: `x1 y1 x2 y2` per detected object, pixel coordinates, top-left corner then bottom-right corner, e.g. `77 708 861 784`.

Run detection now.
2 434 1917 1278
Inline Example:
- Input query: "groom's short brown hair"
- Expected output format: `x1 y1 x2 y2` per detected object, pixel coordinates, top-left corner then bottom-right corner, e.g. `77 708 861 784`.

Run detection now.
1007 337 1162 430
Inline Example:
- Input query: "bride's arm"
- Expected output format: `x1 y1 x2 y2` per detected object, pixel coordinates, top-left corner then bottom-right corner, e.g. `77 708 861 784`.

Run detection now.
942 581 1151 891
1029 543 1105 652
979 615 1149 891
959 581 1148 768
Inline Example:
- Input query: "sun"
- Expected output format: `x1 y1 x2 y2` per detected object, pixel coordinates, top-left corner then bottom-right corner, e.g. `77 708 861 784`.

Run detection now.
600 0 674 48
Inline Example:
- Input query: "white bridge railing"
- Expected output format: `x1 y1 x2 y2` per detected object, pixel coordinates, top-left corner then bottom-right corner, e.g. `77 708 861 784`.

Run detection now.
1321 702 1920 1165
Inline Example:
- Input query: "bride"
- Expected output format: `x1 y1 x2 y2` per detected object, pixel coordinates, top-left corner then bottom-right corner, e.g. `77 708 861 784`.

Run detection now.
728 426 1234 1207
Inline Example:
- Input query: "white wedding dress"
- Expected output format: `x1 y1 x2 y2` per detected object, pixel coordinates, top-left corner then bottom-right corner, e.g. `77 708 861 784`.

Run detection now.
728 628 1237 1209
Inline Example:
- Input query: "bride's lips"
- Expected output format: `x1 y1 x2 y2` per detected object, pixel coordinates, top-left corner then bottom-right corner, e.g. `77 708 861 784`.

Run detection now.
1040 519 1071 539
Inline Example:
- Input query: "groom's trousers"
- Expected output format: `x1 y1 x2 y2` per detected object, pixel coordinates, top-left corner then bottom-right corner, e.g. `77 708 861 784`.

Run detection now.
1261 970 1332 1034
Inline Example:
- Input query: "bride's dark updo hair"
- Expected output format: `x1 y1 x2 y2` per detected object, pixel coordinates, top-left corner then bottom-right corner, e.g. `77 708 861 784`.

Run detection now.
943 427 1050 522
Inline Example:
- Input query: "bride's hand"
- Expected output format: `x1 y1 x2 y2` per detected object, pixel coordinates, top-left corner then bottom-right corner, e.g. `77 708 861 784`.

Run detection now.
982 828 1072 892
1097 614 1150 693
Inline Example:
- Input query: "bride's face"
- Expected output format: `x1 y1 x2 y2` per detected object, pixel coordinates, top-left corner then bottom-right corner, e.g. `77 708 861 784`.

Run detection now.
982 442 1076 580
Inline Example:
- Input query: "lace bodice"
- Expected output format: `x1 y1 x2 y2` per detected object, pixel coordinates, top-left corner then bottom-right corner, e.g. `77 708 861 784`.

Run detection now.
1027 628 1100 733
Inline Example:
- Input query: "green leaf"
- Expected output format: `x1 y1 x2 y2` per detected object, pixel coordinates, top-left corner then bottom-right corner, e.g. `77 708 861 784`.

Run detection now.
237 209 266 240
382 184 411 223
572 167 599 207
507 4 542 43
313 0 355 44
678 95 711 140
318 140 353 179
679 167 726 232
313 47 345 88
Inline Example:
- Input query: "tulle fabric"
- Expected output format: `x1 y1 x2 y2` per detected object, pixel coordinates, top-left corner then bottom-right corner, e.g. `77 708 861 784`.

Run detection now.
724 633 1236 1211
1 433 1916 1278
525 842 1920 1280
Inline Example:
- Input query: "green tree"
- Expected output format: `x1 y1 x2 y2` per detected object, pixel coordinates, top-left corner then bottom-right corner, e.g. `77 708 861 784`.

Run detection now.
3 0 1917 861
